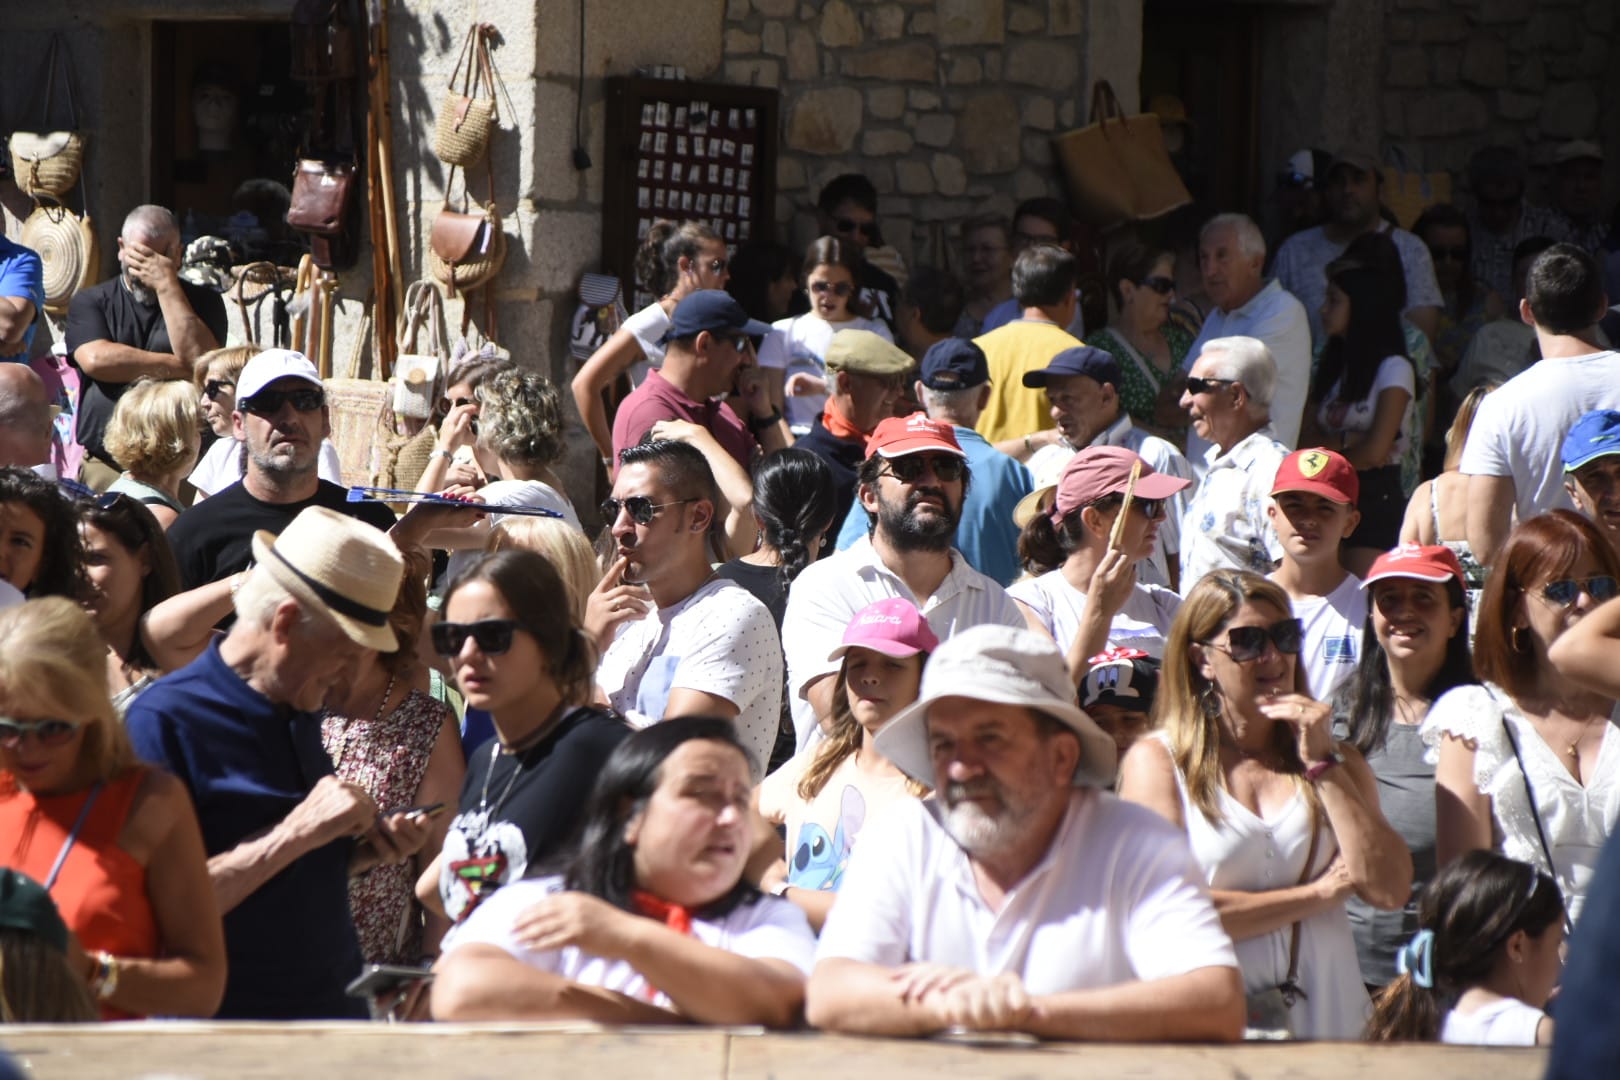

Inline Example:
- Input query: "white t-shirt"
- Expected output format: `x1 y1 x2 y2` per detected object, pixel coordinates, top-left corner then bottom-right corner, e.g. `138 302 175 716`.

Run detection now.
442 874 817 1009
757 313 893 434
188 434 343 496
621 302 671 388
1440 996 1546 1047
1006 570 1181 660
756 748 918 892
1457 349 1620 523
442 479 582 584
596 577 784 776
1273 572 1368 702
1316 355 1417 468
815 790 1239 993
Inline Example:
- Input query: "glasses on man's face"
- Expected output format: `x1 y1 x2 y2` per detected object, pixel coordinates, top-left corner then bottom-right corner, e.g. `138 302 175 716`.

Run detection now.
810 280 854 298
1185 376 1236 396
431 619 520 657
0 716 82 750
239 387 325 416
835 217 878 241
883 454 967 484
1534 576 1620 607
1138 275 1176 296
1203 619 1303 663
203 378 235 402
600 495 698 527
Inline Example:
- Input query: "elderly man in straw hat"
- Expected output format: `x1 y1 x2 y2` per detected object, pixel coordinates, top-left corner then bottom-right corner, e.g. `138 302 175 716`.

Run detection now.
127 507 437 1019
805 624 1244 1042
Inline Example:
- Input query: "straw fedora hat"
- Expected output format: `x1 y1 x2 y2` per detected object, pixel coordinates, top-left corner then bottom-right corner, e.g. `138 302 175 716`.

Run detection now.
249 506 404 652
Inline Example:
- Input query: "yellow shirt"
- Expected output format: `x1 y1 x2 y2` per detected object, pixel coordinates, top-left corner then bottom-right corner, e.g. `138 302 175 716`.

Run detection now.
972 319 1083 444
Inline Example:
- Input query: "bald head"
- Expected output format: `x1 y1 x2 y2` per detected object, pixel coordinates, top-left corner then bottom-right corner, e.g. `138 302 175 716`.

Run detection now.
0 363 53 468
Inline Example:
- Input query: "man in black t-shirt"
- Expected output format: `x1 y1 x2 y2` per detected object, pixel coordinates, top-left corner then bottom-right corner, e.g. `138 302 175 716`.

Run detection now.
168 348 396 588
817 174 901 335
65 205 228 487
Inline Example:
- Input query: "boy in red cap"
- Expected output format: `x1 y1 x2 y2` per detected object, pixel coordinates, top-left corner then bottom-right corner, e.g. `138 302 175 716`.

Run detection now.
1266 447 1366 700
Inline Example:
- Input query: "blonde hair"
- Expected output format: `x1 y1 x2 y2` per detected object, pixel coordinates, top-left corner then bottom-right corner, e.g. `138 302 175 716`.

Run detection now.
0 933 98 1022
1443 384 1495 473
0 598 134 792
191 344 261 389
104 377 200 477
486 517 601 624
798 654 930 802
1155 570 1311 825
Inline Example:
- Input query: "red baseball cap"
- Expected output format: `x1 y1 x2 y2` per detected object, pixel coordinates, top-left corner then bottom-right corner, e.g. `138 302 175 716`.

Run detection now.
828 598 940 661
1360 543 1466 590
1050 446 1189 524
1270 447 1359 505
865 413 966 460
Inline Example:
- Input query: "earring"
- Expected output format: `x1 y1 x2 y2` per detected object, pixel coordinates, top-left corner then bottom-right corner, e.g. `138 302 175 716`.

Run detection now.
1198 683 1223 721
1511 626 1530 653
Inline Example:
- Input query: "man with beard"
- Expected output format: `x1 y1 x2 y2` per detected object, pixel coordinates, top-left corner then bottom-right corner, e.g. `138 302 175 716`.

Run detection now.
780 414 1024 750
66 205 227 489
590 438 783 775
167 349 398 589
805 624 1243 1042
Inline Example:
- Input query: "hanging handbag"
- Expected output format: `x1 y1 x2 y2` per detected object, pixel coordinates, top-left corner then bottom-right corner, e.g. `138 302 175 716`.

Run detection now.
428 165 506 297
1243 798 1321 1037
1052 81 1191 230
9 35 86 199
286 159 356 236
394 280 448 420
20 196 98 315
570 273 628 362
433 24 500 167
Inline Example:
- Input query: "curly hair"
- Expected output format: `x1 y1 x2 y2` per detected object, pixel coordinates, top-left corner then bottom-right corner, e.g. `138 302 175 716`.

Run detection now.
0 467 85 601
104 378 201 478
475 368 565 469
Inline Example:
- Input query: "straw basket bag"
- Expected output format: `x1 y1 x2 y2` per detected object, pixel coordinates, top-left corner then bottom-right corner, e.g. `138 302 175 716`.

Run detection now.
20 198 98 314
9 36 86 198
427 166 506 296
433 23 500 167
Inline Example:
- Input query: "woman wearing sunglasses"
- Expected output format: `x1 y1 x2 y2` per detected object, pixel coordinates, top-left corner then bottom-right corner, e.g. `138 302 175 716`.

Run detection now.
1009 446 1189 683
1120 570 1412 1038
1424 510 1620 929
415 550 631 934
1085 243 1194 441
757 236 894 437
432 717 814 1025
0 597 226 1018
79 494 181 714
0 466 86 602
187 345 343 500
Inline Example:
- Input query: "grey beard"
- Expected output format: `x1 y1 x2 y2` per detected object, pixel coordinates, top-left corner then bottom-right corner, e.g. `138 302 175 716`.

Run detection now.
247 442 316 481
122 269 158 307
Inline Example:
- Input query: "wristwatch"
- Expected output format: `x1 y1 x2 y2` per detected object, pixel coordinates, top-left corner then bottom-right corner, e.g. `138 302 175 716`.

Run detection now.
1304 752 1343 782
768 880 792 898
429 448 454 463
747 409 783 434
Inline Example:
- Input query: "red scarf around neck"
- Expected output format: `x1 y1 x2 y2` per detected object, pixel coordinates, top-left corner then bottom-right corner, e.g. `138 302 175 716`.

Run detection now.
820 400 868 445
631 889 694 936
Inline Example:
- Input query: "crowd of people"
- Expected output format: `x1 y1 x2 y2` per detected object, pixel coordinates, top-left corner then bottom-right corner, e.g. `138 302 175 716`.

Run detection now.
3 149 1620 1067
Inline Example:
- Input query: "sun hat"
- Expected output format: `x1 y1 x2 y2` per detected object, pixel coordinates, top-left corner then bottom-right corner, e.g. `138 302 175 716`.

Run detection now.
1270 447 1359 505
1360 543 1466 591
236 348 324 404
865 413 966 461
874 624 1118 789
0 869 70 954
249 506 405 652
828 597 939 662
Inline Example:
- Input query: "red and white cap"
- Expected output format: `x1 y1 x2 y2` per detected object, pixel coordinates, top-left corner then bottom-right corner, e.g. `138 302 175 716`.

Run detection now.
1360 543 1466 590
828 598 940 661
865 413 966 461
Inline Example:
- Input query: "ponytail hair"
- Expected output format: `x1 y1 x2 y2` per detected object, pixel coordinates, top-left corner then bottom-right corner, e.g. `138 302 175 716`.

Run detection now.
1017 506 1086 576
635 219 721 296
751 449 838 595
1365 851 1564 1042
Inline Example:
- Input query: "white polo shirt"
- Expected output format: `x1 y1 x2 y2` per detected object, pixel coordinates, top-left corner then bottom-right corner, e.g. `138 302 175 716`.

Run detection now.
815 790 1239 994
780 536 1025 749
1179 426 1289 595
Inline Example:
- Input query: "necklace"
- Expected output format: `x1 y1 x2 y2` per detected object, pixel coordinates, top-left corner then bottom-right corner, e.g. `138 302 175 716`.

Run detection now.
479 737 529 822
332 670 397 771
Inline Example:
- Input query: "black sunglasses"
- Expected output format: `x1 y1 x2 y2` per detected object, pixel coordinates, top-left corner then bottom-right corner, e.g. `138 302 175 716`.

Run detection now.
883 454 967 484
835 217 879 241
1138 276 1176 296
0 716 82 750
431 619 520 657
1203 619 1303 663
705 257 729 275
240 387 325 416
203 378 235 402
810 280 854 298
600 495 698 526
1185 376 1236 395
1535 576 1620 607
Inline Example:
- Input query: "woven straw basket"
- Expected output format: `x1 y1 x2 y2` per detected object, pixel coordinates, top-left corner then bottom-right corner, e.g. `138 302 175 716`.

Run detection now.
9 131 85 198
433 96 495 168
20 198 98 312
426 206 506 293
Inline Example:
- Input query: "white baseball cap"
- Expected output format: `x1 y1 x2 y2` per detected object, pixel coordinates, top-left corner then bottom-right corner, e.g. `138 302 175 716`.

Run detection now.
236 348 323 404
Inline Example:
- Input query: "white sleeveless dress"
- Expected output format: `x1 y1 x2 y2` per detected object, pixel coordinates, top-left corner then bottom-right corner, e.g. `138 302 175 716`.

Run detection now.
1157 734 1370 1039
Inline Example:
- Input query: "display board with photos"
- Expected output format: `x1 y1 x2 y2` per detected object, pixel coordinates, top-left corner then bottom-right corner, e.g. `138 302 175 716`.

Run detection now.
602 76 780 311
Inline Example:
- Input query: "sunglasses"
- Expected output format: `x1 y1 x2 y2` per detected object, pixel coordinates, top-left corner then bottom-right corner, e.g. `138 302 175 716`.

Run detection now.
1535 576 1620 607
600 495 698 526
1138 276 1176 296
239 387 325 416
449 397 476 409
721 334 754 352
883 454 966 484
705 257 729 275
431 619 520 657
835 217 879 241
203 378 235 402
0 716 82 750
1185 376 1236 395
810 280 854 298
1204 619 1303 663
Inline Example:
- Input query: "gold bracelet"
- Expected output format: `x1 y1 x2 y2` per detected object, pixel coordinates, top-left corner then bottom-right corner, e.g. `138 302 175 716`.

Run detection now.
89 951 120 1000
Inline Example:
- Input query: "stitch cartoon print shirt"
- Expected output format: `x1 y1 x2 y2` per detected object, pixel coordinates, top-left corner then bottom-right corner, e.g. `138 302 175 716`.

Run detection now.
756 748 918 892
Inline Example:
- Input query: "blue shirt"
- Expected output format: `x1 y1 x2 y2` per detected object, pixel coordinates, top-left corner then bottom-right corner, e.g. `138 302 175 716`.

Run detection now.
834 424 1033 587
125 641 365 1019
0 235 44 360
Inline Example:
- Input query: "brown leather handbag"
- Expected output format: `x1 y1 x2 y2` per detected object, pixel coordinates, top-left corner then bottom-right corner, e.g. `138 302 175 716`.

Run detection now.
427 165 505 296
286 159 355 236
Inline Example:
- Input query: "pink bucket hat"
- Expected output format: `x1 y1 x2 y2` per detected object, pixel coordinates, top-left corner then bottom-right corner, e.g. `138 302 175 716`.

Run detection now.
828 597 940 661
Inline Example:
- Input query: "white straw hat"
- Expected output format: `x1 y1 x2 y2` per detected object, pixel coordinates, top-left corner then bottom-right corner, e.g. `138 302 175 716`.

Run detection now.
249 506 404 652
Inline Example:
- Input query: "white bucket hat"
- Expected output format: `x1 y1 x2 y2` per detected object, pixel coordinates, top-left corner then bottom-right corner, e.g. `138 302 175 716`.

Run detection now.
249 506 404 653
874 624 1118 789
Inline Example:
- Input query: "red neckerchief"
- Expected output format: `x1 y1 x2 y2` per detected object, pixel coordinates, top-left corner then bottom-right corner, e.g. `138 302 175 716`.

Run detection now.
820 400 867 446
631 889 694 936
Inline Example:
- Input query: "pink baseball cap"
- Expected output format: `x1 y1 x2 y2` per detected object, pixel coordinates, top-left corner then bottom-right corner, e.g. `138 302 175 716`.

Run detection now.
1050 446 1189 524
865 413 966 461
828 598 940 661
1360 543 1466 590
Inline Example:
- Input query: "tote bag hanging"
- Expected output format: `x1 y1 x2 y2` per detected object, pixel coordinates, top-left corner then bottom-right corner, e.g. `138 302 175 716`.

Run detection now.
1052 82 1191 230
9 35 86 199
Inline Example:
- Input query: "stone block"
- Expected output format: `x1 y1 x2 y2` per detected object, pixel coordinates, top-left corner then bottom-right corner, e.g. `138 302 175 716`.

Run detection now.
1460 35 1508 87
1382 92 1407 137
725 28 761 54
1538 82 1598 137
868 87 907 120
1009 3 1044 33
1022 96 1057 131
726 0 749 19
821 0 864 47
778 156 807 191
787 27 817 80
937 0 1005 46
896 160 935 195
1412 13 1467 42
1406 90 1489 137
959 92 1022 173
1476 0 1531 21
910 13 936 34
910 89 942 109
1497 90 1540 120
1049 0 1082 35
1432 45 1461 85
916 197 972 222
536 0 722 80
529 211 601 294
1386 47 1428 87
762 21 787 57
1572 36 1609 76
1386 16 1414 42
1588 0 1615 34
863 129 915 155
1058 101 1076 127
753 0 794 14
726 58 780 87
930 154 968 196
1513 55 1545 91
870 3 908 39
843 43 937 81
946 55 982 84
869 164 896 194
914 113 957 147
785 86 865 153
985 53 1003 80
1526 12 1578 51
1006 40 1079 91
1021 132 1052 167
904 111 919 125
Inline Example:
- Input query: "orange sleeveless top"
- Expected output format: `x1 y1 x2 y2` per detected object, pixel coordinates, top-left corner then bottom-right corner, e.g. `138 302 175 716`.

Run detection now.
0 768 158 1017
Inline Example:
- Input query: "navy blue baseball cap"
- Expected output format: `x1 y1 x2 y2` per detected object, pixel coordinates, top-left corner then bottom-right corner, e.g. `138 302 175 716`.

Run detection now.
661 290 772 344
919 338 990 390
1563 410 1620 472
1022 345 1121 389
